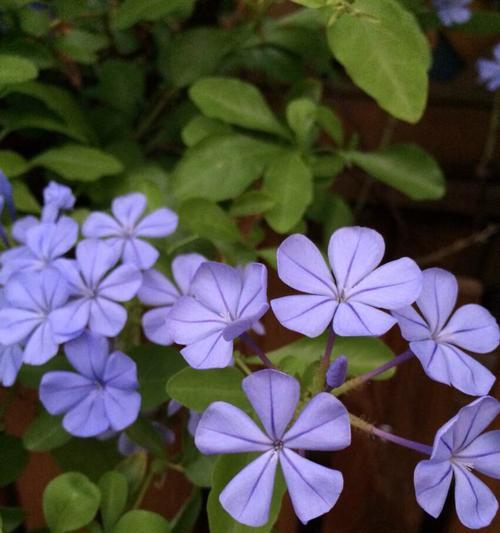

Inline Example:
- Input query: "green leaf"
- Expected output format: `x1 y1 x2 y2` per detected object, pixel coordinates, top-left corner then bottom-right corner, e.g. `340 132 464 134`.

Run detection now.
286 98 317 149
0 507 24 533
0 54 37 84
208 454 286 533
11 180 40 213
19 6 51 36
114 452 147 501
345 143 445 200
263 334 395 377
43 472 100 533
263 151 313 233
32 144 123 181
327 0 430 123
316 105 344 145
291 0 326 6
311 153 344 181
0 434 28 486
179 198 242 244
0 150 29 177
161 28 235 88
174 134 281 202
171 490 202 533
230 190 275 217
112 0 193 30
113 511 171 533
129 345 186 411
189 77 290 138
124 419 166 458
166 367 250 412
183 453 217 488
54 29 108 64
22 410 71 452
181 115 232 147
98 472 128 532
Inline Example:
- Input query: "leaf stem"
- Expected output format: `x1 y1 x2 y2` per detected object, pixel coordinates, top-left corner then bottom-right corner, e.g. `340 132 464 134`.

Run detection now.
314 328 336 392
235 354 253 376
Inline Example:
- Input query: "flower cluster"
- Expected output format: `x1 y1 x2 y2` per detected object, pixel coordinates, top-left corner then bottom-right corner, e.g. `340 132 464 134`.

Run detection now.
477 43 500 92
0 178 498 530
433 0 472 27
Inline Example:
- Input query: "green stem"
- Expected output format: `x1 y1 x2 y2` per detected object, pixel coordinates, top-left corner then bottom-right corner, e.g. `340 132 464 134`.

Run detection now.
131 467 155 510
135 87 177 140
235 355 253 376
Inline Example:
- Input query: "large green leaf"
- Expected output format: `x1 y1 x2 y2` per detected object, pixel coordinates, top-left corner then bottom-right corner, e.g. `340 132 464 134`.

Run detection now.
174 134 281 201
54 29 108 64
32 144 123 181
22 410 71 452
43 472 100 533
166 367 250 412
0 54 38 84
263 151 313 233
112 0 194 30
113 510 171 533
0 434 28 486
189 77 290 138
208 454 286 533
98 472 128 532
327 0 430 123
179 198 242 244
263 333 396 377
0 150 29 177
345 143 445 200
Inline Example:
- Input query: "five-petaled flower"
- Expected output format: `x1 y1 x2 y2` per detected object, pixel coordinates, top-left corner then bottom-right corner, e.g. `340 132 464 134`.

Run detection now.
138 253 206 345
477 44 500 92
392 268 499 396
82 192 178 270
51 239 142 340
195 369 351 526
414 396 500 529
433 0 472 27
0 268 70 365
271 226 422 337
40 331 141 437
168 261 269 369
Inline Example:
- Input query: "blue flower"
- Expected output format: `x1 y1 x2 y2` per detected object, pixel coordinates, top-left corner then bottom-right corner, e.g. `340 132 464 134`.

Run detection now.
40 332 141 437
0 288 23 387
82 192 178 270
41 181 76 223
51 239 143 339
477 44 500 92
0 268 70 365
433 0 472 27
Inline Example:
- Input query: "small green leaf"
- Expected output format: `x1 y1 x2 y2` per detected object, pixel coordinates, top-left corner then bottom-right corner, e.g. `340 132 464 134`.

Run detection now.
32 144 123 181
113 510 171 533
22 410 71 452
11 180 40 213
0 150 29 177
208 454 286 533
189 77 290 138
114 451 147 501
0 54 38 84
43 472 100 533
316 105 344 145
19 6 51 36
166 367 250 412
286 98 317 149
98 472 128 532
124 419 166 458
0 434 28 486
181 115 232 147
327 0 430 123
112 0 193 30
174 134 281 202
345 143 445 200
54 29 108 64
0 507 24 533
183 453 217 488
171 490 202 533
230 190 275 217
179 198 242 244
263 151 313 233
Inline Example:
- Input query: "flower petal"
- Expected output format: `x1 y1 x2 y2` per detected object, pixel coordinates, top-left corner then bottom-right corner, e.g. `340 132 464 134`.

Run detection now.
391 305 430 341
453 465 498 529
54 259 87 295
348 258 422 309
440 304 499 354
27 216 78 261
333 302 396 336
63 392 109 437
142 307 174 346
172 253 206 295
280 449 343 525
138 269 179 306
111 192 147 227
0 308 41 344
277 234 335 296
180 330 233 369
89 298 127 337
242 369 300 441
283 393 350 451
328 226 384 290
50 298 91 343
219 450 278 527
40 371 94 415
122 238 159 270
104 387 141 431
98 264 142 301
195 401 272 454
23 321 58 365
237 263 268 319
4 271 44 310
12 215 38 244
0 344 23 387
135 207 178 237
76 239 121 288
82 212 121 238
414 459 453 518
64 331 109 379
103 351 138 389
271 294 337 338
457 431 500 479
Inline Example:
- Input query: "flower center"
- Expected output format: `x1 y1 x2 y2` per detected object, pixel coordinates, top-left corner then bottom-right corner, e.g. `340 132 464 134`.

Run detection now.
273 440 284 452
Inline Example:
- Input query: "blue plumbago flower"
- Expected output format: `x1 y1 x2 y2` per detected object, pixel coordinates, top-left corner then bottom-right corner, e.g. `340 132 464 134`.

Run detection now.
0 216 78 284
168 261 269 369
326 355 348 389
82 192 178 270
433 0 472 27
196 369 351 526
11 215 39 244
40 332 141 437
271 227 422 338
414 396 500 529
0 268 70 365
41 181 76 223
0 196 8 247
477 44 500 92
138 253 206 345
0 170 16 220
392 268 499 396
0 288 23 387
51 239 142 340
